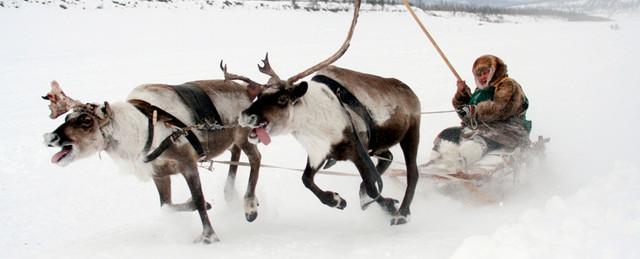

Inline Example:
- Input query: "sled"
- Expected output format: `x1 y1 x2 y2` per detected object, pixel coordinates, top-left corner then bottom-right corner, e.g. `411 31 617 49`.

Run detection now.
389 135 550 203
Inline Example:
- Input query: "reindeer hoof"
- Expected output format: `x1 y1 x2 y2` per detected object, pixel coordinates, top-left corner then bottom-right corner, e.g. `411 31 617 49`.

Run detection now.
246 211 258 222
336 197 347 210
322 191 347 209
390 214 409 225
244 196 259 222
194 233 220 244
377 197 399 215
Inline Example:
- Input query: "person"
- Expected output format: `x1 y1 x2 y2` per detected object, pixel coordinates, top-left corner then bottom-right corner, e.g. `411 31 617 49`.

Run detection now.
432 54 531 168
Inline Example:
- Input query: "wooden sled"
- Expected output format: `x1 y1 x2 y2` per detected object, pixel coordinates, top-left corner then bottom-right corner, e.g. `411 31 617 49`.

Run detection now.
389 135 550 203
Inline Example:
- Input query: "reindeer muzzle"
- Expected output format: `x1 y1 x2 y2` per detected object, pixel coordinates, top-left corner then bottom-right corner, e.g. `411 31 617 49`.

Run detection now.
44 132 61 147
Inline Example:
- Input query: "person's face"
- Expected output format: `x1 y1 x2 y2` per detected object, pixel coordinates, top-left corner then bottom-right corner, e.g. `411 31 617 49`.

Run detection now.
474 66 491 86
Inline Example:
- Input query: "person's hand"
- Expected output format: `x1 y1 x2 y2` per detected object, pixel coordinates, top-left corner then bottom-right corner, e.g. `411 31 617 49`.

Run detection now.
456 105 476 119
456 80 468 94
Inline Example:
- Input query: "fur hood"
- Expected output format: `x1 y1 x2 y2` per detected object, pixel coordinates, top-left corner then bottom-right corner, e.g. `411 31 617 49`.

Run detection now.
472 54 508 88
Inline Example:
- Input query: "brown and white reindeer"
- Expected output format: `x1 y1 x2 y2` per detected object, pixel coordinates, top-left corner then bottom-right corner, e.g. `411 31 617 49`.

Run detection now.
42 79 262 243
226 0 421 225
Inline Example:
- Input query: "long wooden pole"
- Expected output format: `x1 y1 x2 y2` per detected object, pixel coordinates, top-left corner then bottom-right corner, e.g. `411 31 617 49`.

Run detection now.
401 0 462 81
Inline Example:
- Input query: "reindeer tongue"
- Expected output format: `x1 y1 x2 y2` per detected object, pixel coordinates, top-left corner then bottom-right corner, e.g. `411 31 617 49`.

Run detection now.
51 147 71 163
254 128 271 145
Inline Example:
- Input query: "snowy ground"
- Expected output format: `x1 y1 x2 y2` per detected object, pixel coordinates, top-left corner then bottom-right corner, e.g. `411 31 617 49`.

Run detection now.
1 7 639 259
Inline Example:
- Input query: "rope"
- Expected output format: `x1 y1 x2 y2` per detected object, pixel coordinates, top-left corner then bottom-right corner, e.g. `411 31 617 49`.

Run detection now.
401 0 461 81
421 109 456 115
206 159 476 183
205 160 358 177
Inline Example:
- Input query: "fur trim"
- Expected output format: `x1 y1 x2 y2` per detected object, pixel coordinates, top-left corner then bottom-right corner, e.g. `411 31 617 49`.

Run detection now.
459 138 486 167
472 55 508 87
435 140 463 169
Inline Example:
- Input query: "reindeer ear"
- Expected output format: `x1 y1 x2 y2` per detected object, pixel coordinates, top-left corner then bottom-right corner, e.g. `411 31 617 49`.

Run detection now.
97 101 113 121
292 81 308 99
247 84 262 100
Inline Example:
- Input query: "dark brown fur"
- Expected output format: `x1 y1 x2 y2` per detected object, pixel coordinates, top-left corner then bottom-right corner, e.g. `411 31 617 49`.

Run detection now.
240 66 420 224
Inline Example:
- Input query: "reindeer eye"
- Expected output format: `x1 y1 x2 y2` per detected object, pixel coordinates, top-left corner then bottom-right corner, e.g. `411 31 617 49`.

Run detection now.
277 95 289 106
78 114 93 129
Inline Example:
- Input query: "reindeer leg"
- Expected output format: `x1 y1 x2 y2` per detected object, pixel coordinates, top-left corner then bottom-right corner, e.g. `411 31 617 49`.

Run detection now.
375 150 393 174
391 123 420 225
164 198 212 212
224 145 242 205
301 158 347 209
181 163 218 243
362 150 398 213
240 142 261 222
153 175 172 207
153 167 210 212
354 157 398 214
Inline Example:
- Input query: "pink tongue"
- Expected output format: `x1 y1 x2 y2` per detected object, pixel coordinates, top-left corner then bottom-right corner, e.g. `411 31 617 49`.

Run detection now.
254 127 271 145
51 149 70 163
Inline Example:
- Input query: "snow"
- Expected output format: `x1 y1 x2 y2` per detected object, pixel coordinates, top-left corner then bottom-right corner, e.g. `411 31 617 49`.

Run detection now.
1 6 640 259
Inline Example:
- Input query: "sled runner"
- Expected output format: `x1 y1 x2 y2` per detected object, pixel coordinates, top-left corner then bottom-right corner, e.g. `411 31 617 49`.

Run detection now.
389 135 550 202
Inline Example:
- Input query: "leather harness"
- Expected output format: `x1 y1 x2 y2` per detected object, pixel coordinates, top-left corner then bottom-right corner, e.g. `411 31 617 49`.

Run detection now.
129 83 224 163
311 75 383 192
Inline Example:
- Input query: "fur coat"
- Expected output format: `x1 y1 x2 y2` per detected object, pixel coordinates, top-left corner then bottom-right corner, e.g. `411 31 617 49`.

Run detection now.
452 55 530 149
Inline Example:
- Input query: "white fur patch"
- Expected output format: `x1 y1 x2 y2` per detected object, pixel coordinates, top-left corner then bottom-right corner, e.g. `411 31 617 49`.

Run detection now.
459 139 486 166
105 102 159 181
436 140 463 169
350 90 394 123
210 92 251 125
290 83 350 168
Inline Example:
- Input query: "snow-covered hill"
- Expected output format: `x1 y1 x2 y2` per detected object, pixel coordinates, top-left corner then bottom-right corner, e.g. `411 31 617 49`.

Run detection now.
508 0 640 16
2 0 638 17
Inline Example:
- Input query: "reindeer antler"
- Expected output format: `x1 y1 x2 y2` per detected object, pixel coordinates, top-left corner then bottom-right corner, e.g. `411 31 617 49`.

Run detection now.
258 53 283 85
220 60 263 87
223 0 360 93
284 0 361 85
42 81 84 119
220 60 264 99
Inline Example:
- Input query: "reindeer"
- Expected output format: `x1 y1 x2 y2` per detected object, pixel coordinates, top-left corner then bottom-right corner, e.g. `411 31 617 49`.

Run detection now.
42 79 262 243
224 0 420 225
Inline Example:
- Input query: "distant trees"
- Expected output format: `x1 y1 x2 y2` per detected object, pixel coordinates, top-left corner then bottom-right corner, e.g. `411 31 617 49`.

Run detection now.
0 0 618 20
278 0 610 21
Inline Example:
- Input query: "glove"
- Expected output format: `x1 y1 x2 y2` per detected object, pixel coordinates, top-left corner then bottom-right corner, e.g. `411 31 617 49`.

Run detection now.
456 105 476 119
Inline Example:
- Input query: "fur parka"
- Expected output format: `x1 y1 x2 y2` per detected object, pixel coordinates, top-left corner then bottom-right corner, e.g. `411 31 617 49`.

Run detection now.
452 55 530 149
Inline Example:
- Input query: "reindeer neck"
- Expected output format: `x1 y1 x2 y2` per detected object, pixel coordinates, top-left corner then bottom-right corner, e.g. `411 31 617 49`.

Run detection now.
104 102 152 161
291 85 350 168
99 101 159 181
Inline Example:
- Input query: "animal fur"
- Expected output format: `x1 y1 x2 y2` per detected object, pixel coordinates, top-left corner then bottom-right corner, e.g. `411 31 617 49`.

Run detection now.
44 80 262 243
239 65 420 225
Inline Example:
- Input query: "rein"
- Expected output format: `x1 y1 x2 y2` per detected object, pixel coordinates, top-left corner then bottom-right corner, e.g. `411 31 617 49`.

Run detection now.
421 109 456 115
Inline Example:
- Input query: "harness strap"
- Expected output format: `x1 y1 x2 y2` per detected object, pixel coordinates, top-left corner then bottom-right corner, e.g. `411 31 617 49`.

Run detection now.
312 75 377 148
171 83 223 128
128 99 206 162
311 75 383 193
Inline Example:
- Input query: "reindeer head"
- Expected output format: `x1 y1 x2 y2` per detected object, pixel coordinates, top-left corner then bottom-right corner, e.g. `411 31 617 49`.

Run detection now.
239 72 309 145
222 0 360 145
42 81 113 166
